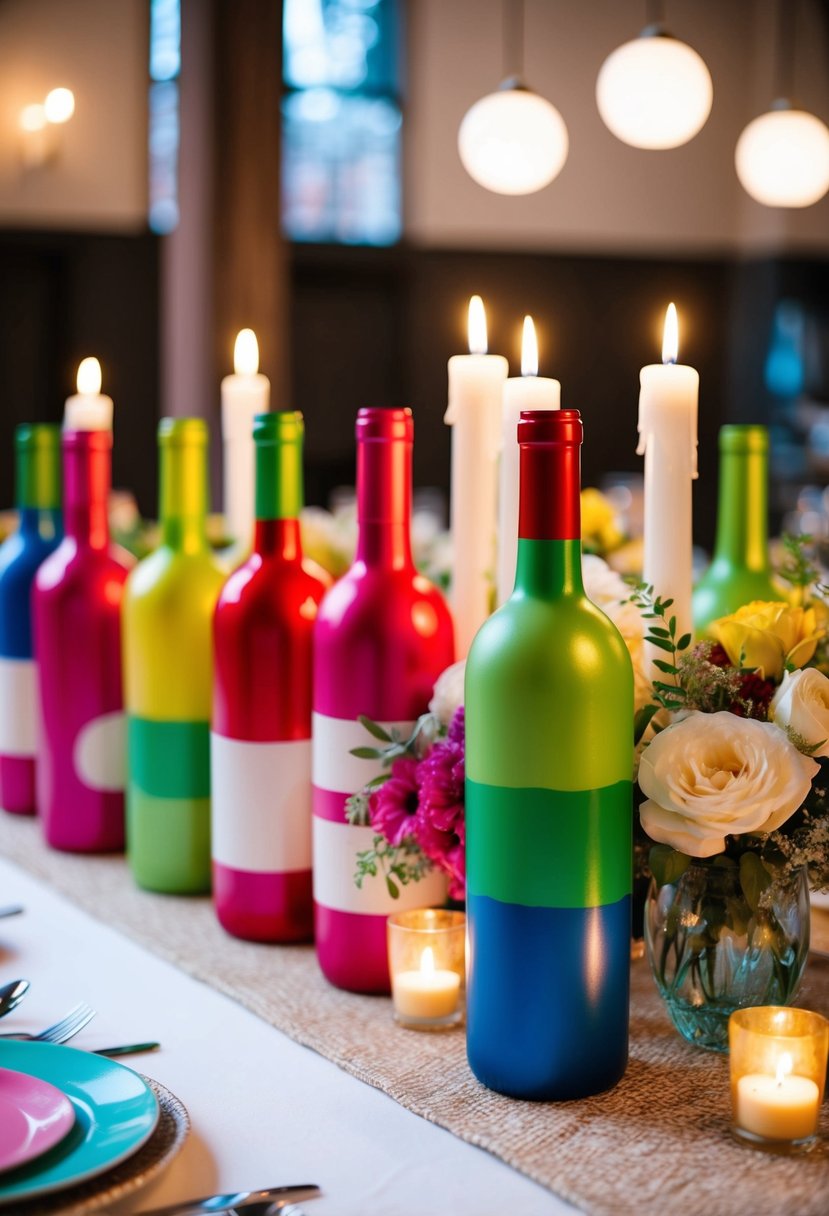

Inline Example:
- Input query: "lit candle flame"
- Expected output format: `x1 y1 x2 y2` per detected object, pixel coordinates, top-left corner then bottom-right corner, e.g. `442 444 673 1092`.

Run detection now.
467 295 488 355
521 315 538 377
420 946 436 975
662 302 679 365
76 356 102 395
776 1052 793 1086
234 328 259 376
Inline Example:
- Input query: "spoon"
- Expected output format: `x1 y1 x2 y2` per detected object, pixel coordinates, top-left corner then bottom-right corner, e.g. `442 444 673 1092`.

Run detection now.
0 978 30 1019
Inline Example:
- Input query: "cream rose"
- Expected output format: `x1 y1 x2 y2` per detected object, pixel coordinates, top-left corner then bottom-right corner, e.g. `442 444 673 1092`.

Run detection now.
638 710 818 857
771 668 829 758
429 659 465 726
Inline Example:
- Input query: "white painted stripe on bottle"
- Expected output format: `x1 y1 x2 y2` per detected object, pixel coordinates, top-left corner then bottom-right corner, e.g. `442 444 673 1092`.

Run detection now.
311 712 414 794
0 657 37 757
211 734 312 872
73 711 127 791
312 816 447 915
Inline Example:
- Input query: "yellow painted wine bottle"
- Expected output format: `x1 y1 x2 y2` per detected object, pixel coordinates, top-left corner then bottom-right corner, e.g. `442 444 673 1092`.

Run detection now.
465 409 633 1100
123 418 225 892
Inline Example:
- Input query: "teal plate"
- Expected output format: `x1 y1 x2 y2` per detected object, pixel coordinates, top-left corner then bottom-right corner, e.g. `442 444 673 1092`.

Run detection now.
0 1042 159 1207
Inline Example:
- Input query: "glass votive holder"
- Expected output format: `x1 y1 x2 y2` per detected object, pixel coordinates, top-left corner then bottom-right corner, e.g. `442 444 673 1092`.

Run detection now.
387 908 465 1031
729 1006 829 1154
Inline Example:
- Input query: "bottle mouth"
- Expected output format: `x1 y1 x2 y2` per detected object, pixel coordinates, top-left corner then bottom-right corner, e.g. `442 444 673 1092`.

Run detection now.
719 424 768 454
158 416 209 447
62 427 113 452
254 410 304 444
356 407 413 442
518 408 582 445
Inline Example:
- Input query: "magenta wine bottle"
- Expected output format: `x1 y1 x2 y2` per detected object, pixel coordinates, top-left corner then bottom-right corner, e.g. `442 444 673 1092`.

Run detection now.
312 407 454 994
33 429 132 851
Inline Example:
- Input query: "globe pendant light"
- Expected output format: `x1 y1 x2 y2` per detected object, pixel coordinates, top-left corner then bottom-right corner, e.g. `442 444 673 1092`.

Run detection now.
458 0 568 195
735 2 829 208
596 4 712 150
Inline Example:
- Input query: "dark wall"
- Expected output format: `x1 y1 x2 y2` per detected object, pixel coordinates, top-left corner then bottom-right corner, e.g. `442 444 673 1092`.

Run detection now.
0 231 160 517
292 245 829 551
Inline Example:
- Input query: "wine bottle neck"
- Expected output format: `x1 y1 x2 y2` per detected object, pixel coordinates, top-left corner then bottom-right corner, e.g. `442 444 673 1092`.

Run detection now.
713 434 770 573
514 417 584 598
15 424 61 512
159 420 209 553
63 433 111 550
254 517 302 560
355 435 413 569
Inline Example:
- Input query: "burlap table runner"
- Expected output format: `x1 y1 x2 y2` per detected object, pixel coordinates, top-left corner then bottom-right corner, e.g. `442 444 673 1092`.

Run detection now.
2 813 828 1216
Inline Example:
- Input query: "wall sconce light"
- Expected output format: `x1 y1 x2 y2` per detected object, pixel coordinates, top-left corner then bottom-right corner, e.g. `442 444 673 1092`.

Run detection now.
19 87 75 169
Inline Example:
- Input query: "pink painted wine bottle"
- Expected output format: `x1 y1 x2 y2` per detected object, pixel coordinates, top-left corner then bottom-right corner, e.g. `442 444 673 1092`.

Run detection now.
465 409 633 1100
0 424 62 815
312 407 454 993
212 411 330 942
33 428 132 851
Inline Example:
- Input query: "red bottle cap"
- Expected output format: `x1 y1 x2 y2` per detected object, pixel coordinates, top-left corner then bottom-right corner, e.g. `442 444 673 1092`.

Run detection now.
517 409 582 446
518 409 582 541
356 407 413 443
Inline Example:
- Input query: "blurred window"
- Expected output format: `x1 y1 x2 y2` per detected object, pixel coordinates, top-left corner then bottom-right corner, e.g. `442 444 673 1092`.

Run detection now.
282 0 402 246
148 0 181 234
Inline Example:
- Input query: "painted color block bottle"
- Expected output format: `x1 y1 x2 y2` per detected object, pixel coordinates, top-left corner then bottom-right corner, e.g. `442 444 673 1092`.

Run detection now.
0 425 62 814
465 409 633 1100
124 418 225 893
33 429 131 850
212 411 329 941
313 407 454 993
692 425 780 636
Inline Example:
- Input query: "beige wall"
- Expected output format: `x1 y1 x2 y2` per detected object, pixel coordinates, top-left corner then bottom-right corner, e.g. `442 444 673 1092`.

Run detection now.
405 0 829 254
0 0 148 231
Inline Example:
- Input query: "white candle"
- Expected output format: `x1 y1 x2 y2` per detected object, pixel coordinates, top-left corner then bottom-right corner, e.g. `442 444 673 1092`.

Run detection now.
496 316 560 606
637 303 698 665
446 297 509 658
736 1054 820 1141
392 946 461 1021
221 329 270 549
64 358 113 431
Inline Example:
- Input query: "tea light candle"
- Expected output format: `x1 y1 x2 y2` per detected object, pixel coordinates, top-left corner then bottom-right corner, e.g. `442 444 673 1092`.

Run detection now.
730 1005 829 1153
387 907 465 1030
736 1056 820 1141
394 947 461 1021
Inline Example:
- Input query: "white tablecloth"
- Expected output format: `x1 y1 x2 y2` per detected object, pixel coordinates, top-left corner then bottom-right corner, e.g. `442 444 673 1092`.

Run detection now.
0 857 575 1216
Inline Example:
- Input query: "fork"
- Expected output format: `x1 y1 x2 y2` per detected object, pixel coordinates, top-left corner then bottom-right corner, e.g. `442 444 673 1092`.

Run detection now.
0 1002 96 1044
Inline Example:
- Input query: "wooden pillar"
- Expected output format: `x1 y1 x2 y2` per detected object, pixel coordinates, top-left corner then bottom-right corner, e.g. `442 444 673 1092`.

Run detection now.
213 0 289 409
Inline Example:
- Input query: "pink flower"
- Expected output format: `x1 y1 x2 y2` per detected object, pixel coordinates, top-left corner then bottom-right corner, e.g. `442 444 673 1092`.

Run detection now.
368 756 420 847
415 737 466 899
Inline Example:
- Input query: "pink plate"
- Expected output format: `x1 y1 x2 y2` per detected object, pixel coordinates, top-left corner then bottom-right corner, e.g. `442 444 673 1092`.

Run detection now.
0 1067 75 1175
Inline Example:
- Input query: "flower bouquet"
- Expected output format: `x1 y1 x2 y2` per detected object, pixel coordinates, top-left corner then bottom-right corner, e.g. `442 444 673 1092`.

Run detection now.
634 539 829 1050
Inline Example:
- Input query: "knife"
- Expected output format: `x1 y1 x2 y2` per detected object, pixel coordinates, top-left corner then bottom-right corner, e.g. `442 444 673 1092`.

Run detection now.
93 1041 161 1057
136 1185 322 1215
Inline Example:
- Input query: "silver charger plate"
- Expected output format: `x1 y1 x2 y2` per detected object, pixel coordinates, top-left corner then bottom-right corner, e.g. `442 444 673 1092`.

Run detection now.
12 1076 190 1215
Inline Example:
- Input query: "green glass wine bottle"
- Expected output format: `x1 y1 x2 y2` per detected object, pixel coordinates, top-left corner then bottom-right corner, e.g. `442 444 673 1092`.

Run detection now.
465 408 633 1101
692 425 780 637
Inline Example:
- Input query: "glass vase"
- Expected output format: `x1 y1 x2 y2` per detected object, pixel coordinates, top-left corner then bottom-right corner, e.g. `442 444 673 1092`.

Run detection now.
645 860 809 1052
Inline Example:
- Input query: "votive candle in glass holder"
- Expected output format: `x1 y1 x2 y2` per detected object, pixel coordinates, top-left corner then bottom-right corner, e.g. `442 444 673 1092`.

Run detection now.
729 1006 828 1154
387 908 465 1030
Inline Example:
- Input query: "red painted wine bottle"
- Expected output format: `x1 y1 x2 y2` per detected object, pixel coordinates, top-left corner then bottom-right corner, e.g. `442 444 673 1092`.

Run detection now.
33 429 132 851
465 410 633 1099
212 411 330 942
312 407 454 994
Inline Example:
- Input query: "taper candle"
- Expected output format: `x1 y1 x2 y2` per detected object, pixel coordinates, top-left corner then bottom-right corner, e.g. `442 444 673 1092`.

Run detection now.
221 329 270 550
446 297 508 657
496 316 560 606
637 303 698 665
64 358 113 432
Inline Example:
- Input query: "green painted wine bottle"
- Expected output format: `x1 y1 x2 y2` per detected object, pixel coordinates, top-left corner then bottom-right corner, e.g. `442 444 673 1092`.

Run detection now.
693 425 780 637
465 408 633 1100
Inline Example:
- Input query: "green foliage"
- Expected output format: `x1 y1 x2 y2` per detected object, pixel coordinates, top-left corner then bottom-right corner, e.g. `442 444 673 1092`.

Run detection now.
649 844 691 888
629 585 692 714
353 834 433 898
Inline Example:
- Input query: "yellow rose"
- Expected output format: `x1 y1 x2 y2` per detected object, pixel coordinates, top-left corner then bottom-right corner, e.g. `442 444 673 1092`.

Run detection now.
711 600 823 681
581 488 623 555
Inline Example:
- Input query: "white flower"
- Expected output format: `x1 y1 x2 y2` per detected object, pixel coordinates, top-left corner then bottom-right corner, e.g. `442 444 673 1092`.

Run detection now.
582 555 651 712
772 668 829 758
429 659 466 726
638 710 818 858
